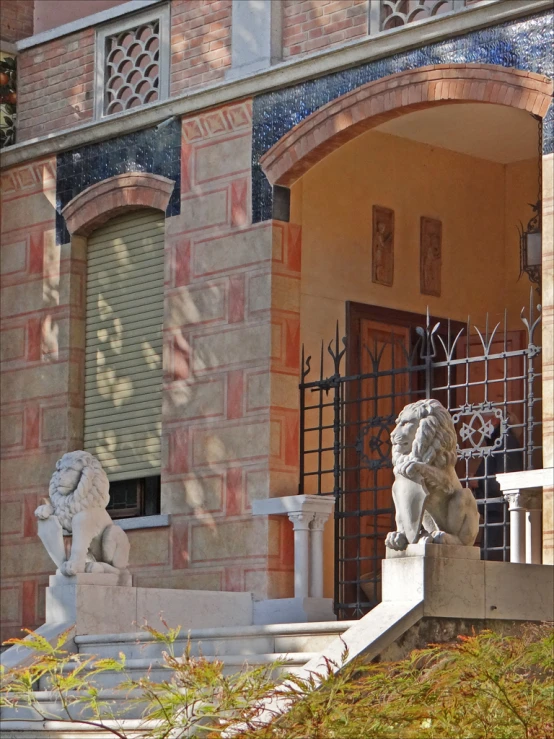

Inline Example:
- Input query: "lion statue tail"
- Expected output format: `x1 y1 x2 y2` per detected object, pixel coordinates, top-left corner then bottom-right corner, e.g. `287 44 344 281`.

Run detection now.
102 524 131 570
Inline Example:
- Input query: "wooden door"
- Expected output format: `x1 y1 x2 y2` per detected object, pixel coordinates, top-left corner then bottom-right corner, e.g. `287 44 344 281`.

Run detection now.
342 304 423 613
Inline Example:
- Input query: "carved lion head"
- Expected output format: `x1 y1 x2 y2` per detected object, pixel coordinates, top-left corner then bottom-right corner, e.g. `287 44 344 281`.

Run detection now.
49 451 110 531
391 399 457 471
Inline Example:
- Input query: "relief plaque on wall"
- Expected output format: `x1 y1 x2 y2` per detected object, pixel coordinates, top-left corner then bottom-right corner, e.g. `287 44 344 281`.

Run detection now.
372 205 394 287
420 216 442 297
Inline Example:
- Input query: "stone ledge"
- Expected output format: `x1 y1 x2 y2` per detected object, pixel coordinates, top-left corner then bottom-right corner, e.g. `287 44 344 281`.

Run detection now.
386 542 481 559
16 0 164 50
115 514 170 531
252 494 335 517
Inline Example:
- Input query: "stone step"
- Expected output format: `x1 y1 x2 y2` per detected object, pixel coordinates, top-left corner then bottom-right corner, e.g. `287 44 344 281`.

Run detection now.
74 621 355 660
0 718 154 737
1 691 147 722
39 652 318 691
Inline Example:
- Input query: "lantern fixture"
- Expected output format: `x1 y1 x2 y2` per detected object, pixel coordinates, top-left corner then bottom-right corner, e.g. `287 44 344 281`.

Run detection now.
519 116 542 292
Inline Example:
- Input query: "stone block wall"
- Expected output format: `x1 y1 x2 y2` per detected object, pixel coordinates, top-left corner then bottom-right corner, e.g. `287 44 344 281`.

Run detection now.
0 156 73 641
542 152 554 564
0 100 296 639
156 100 294 598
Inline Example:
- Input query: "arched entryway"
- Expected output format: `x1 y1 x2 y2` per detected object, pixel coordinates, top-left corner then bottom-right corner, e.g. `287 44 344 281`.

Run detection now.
260 64 553 617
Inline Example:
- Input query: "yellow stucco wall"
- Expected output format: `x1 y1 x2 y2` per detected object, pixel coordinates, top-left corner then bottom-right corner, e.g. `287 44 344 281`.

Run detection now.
291 129 538 597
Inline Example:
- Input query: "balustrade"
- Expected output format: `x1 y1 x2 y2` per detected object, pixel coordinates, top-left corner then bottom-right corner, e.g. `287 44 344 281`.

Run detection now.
496 469 552 565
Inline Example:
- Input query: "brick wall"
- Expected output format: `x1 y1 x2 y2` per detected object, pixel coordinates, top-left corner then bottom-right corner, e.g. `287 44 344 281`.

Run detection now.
283 0 368 59
0 0 34 43
17 28 94 141
170 0 232 96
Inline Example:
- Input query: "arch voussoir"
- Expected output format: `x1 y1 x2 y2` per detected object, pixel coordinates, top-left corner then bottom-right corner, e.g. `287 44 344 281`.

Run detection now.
260 64 553 187
62 172 175 236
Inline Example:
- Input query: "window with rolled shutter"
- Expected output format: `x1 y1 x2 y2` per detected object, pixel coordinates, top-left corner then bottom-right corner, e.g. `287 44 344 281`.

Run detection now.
84 210 164 481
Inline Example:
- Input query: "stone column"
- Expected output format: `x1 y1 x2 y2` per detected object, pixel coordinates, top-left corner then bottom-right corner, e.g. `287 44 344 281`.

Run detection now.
289 511 314 598
525 494 543 565
504 492 528 564
541 151 553 563
310 513 327 598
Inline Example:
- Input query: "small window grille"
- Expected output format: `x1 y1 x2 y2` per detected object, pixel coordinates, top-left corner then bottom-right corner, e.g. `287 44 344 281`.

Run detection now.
95 5 169 119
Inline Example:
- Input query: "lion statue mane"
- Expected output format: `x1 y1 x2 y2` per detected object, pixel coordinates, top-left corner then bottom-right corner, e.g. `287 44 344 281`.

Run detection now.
35 451 131 585
48 452 110 532
385 399 480 551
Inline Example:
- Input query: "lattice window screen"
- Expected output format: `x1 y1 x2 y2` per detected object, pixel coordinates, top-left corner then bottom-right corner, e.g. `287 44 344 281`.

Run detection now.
84 210 164 481
95 5 169 119
371 1 490 34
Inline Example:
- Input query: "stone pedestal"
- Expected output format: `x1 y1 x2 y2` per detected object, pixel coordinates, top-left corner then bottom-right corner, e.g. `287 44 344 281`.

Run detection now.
46 573 137 635
382 543 553 622
253 597 336 625
45 574 255 636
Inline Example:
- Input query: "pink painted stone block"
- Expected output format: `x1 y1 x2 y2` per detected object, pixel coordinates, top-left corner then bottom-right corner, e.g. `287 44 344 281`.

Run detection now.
168 428 189 475
231 177 248 227
227 370 244 420
228 274 245 324
226 466 243 516
28 232 44 275
172 519 190 570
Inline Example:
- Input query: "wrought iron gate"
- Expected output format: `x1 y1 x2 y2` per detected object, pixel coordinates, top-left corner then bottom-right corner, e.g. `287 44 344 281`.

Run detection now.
299 297 542 619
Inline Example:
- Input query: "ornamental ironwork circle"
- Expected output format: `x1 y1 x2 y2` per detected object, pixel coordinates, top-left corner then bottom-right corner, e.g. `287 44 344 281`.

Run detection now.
451 403 506 456
356 414 396 469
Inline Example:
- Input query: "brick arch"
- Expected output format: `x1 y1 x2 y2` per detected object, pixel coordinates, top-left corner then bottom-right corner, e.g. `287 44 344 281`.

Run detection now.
61 172 175 236
260 64 553 186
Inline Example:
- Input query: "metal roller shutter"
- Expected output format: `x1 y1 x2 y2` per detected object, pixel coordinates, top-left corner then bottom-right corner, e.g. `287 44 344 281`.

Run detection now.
84 210 164 481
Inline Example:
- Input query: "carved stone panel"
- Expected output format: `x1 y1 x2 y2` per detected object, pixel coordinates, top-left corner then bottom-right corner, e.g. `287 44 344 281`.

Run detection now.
372 206 394 287
420 216 442 297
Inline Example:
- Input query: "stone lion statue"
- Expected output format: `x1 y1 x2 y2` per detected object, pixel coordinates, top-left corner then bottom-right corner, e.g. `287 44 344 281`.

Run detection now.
385 399 479 551
35 451 131 585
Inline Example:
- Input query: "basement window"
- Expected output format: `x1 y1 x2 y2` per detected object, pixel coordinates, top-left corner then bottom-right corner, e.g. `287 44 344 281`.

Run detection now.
94 4 170 119
108 475 161 519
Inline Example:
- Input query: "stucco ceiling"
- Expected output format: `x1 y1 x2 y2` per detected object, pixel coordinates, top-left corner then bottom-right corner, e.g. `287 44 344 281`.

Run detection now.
374 103 539 164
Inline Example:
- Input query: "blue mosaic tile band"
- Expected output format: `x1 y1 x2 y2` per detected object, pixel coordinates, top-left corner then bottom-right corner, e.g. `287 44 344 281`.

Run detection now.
56 119 181 245
252 10 554 223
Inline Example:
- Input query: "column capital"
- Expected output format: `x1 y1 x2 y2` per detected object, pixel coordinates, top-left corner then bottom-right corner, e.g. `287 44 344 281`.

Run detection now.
311 512 330 531
288 510 315 530
503 490 542 511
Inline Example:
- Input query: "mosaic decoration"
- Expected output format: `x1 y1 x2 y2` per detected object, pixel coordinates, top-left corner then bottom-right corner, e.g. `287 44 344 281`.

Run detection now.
252 10 554 222
0 51 17 149
420 216 442 297
56 119 181 245
103 19 161 116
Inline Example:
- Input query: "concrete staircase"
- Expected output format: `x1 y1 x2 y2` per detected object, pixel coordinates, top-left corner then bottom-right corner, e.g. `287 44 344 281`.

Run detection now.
2 621 355 727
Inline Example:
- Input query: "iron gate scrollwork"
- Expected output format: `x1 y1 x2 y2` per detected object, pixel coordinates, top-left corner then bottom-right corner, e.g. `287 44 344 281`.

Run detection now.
299 295 542 619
